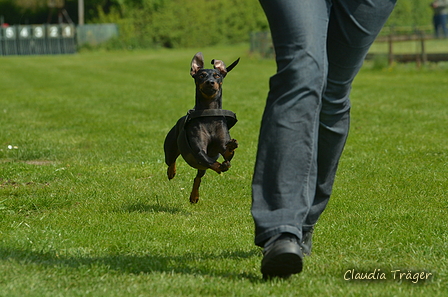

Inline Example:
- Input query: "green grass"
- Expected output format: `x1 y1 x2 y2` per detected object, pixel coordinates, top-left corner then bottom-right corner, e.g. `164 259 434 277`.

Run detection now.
1 45 447 296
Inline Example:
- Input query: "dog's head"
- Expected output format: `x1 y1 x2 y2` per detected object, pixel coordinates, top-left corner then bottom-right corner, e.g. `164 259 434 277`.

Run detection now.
190 52 239 99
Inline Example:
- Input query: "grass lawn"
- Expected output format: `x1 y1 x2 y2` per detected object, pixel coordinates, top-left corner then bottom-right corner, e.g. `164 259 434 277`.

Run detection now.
1 45 447 296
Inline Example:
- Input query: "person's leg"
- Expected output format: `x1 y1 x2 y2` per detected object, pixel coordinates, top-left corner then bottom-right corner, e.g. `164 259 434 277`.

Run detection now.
434 15 442 38
252 0 331 247
303 0 397 236
441 14 448 38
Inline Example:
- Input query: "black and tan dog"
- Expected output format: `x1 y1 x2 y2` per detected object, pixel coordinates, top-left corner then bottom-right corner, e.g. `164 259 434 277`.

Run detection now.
164 52 240 203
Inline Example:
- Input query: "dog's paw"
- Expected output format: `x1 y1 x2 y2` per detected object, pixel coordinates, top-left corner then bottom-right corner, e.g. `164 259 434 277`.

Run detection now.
219 161 231 172
226 139 238 151
190 193 199 204
210 162 223 174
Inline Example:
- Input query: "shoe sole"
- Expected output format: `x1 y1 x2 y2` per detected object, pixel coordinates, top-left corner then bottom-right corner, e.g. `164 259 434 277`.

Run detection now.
261 242 303 278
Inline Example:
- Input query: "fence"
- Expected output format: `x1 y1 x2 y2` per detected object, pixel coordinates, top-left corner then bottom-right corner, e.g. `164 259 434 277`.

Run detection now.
371 26 448 65
250 25 448 65
0 24 76 56
249 31 274 59
0 23 119 56
76 24 119 46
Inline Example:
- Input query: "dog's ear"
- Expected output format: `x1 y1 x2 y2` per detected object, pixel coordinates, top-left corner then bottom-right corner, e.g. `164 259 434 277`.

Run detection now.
211 57 240 76
212 59 228 76
191 52 204 76
226 58 240 73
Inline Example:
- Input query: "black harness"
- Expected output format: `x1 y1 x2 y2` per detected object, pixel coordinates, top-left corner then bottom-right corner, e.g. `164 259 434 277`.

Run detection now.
177 109 237 170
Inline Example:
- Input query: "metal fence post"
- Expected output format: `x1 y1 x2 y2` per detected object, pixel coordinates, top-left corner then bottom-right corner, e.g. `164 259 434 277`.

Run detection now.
47 24 61 54
18 25 32 55
61 24 76 53
3 26 18 55
0 27 3 56
32 25 47 55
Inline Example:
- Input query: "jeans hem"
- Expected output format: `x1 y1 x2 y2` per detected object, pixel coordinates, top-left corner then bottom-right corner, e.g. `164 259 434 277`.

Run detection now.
255 225 302 247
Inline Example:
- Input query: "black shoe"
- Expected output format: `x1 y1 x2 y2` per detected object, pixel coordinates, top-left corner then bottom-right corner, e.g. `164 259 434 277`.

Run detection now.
261 233 303 279
301 227 314 256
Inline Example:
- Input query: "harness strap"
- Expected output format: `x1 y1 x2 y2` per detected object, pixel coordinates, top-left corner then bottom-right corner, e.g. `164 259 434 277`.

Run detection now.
185 109 238 129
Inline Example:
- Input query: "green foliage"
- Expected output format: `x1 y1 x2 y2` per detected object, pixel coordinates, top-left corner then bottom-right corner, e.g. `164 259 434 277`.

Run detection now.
94 0 268 49
93 0 438 49
386 0 433 27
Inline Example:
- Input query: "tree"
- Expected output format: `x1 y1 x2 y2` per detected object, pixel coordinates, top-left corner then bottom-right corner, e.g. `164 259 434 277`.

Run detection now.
15 0 47 10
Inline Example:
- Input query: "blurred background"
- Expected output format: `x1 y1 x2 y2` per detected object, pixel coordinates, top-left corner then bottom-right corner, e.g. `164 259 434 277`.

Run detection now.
0 0 441 47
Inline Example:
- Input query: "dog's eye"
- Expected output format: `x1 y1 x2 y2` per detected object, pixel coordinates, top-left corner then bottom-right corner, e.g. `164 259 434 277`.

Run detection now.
214 74 220 79
199 73 206 79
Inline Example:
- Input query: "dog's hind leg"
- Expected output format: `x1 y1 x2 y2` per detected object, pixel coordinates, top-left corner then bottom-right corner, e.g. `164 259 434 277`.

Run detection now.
190 169 206 203
164 125 181 180
167 163 177 180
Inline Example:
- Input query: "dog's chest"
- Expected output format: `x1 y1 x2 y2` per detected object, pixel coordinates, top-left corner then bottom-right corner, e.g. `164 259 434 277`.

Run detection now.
187 117 228 142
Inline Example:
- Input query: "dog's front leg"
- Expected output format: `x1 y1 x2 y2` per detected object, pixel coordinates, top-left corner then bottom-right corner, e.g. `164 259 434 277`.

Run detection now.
222 139 238 162
195 151 224 173
216 139 238 172
189 137 225 174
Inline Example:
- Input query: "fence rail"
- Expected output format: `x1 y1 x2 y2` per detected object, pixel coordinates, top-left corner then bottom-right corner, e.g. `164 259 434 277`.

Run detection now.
250 25 448 65
373 29 448 65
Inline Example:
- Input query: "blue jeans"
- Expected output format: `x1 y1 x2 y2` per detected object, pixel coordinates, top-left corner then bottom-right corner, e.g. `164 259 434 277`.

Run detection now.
434 14 448 38
252 0 396 247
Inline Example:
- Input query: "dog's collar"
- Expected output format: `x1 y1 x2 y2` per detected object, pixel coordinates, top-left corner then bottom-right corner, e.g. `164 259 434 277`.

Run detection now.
185 109 237 129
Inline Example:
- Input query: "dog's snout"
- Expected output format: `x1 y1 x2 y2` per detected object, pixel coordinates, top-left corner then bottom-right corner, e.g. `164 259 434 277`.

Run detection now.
207 80 215 85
